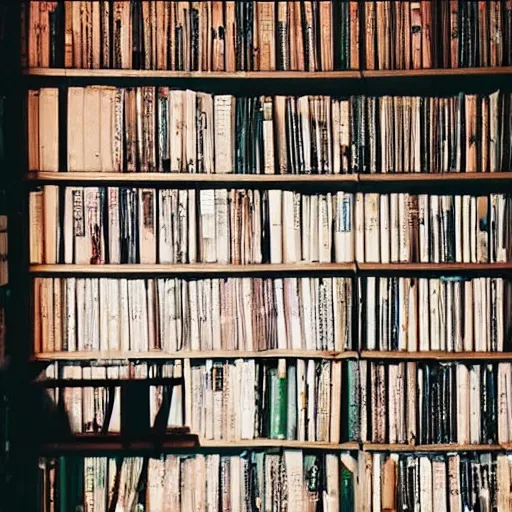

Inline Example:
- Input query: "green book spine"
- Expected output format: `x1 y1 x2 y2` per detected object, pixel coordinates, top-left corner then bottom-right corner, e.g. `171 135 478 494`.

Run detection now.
58 457 67 512
341 464 354 512
286 364 297 440
270 360 287 440
347 360 361 441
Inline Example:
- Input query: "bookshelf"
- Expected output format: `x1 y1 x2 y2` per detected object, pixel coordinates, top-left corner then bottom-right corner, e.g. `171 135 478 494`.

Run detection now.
21 67 512 78
15 0 512 509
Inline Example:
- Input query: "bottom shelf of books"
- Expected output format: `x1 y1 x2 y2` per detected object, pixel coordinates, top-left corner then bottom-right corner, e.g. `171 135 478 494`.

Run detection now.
39 450 508 511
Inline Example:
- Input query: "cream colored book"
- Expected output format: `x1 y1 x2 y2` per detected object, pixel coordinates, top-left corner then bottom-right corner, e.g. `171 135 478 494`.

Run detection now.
448 455 462 512
39 88 59 172
68 87 85 172
497 455 511 511
83 87 102 172
323 453 339 512
65 277 76 352
268 190 283 263
432 459 447 512
29 190 44 263
215 189 230 264
199 189 217 263
380 194 390 263
354 192 365 263
456 364 470 444
214 95 235 173
43 185 59 264
138 189 157 264
28 90 40 171
364 193 380 262
419 456 433 512
469 365 481 443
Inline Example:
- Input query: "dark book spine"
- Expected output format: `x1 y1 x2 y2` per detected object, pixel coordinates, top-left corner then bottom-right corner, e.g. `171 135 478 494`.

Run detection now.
191 8 199 71
423 364 431 444
350 96 359 172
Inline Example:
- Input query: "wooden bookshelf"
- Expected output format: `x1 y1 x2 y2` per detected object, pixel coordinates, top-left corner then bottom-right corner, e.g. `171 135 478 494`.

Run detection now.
29 263 512 276
25 172 359 185
357 262 512 274
40 437 359 455
33 349 358 361
23 68 363 79
361 351 512 361
22 67 512 79
26 171 512 185
362 443 506 453
198 439 359 450
29 263 357 275
39 433 200 455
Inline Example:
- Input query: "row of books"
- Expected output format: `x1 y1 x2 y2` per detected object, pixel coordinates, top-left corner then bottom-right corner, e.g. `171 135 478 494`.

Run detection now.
26 1 357 72
356 361 509 446
28 87 512 173
360 452 508 512
33 276 512 355
40 451 512 512
366 0 512 70
45 360 184 436
40 451 356 512
25 1 512 71
29 186 512 265
45 358 346 443
33 276 352 354
361 277 512 353
46 360 512 446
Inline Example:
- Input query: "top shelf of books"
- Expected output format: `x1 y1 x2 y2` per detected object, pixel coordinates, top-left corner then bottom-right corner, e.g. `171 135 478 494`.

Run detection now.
23 1 512 74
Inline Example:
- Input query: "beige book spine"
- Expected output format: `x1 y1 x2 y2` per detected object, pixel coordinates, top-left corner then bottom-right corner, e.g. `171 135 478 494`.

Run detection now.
465 95 478 172
350 2 360 69
365 2 376 70
225 1 236 72
411 2 422 69
28 90 40 171
319 1 333 70
39 88 59 172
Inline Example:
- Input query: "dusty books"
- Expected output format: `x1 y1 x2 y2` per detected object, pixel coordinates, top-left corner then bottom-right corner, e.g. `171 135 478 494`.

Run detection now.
28 186 355 264
359 277 512 353
355 192 512 264
366 0 512 70
25 0 359 71
33 276 352 354
43 360 183 436
359 361 505 445
45 358 345 443
28 187 512 265
28 87 512 173
40 450 356 512
360 452 509 512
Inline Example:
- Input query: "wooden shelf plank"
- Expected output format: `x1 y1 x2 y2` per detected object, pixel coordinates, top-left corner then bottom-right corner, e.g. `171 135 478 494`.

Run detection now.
29 263 357 275
23 68 362 79
363 443 504 452
360 351 512 361
358 263 512 273
359 172 512 183
26 172 358 184
363 67 512 78
26 171 512 185
29 263 512 275
22 67 512 79
33 350 358 361
39 436 358 454
198 440 359 450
